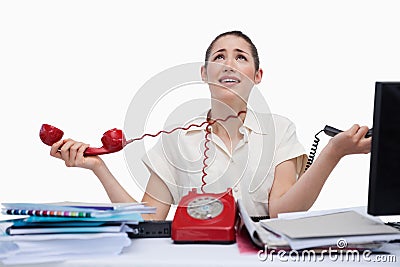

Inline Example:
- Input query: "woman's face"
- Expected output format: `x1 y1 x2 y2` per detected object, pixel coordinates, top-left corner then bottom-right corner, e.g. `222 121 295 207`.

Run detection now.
201 35 263 105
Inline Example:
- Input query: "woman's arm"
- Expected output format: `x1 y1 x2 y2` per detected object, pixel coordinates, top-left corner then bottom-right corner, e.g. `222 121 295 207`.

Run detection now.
140 171 173 220
50 138 172 220
94 163 172 220
92 161 136 203
268 124 371 218
51 138 138 202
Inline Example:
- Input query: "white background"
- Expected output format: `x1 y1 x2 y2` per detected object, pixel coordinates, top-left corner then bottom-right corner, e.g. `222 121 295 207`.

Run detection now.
1 0 399 219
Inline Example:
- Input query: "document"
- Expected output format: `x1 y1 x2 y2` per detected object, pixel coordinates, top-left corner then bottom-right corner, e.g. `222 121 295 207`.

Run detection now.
50 201 148 210
261 210 399 239
237 199 289 249
260 210 400 250
0 201 156 264
6 223 129 235
0 222 131 265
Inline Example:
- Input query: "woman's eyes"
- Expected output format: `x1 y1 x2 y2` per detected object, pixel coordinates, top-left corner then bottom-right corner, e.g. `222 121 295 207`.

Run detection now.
213 54 247 61
236 55 247 61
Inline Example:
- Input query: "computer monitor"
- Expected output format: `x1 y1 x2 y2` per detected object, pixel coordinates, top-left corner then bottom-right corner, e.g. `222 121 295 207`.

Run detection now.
368 82 400 216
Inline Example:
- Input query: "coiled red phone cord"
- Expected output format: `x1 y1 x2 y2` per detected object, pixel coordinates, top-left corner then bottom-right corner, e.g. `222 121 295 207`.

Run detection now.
126 110 246 193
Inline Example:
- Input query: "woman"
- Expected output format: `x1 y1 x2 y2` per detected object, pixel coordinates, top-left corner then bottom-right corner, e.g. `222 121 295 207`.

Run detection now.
50 31 371 219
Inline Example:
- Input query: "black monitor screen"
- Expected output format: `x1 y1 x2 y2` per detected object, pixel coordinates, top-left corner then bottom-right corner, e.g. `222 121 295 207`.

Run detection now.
368 82 400 216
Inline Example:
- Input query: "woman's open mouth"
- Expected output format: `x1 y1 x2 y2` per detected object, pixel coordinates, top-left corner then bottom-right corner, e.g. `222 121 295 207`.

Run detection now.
218 76 241 86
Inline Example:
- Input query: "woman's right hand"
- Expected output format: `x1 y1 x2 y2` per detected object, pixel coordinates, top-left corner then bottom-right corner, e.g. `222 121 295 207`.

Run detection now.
50 139 103 171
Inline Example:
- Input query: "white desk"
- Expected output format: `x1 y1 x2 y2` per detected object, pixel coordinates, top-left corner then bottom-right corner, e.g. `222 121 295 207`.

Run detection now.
2 238 399 267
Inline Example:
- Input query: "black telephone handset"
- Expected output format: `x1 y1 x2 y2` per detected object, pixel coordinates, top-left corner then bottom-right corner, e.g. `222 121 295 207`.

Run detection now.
323 125 373 138
304 125 372 171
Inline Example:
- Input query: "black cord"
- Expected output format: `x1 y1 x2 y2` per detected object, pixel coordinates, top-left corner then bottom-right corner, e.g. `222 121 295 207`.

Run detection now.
304 130 323 172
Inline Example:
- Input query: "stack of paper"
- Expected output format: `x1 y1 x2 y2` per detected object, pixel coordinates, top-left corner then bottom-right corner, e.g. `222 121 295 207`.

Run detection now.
259 209 400 251
0 201 156 264
237 199 290 250
0 224 131 265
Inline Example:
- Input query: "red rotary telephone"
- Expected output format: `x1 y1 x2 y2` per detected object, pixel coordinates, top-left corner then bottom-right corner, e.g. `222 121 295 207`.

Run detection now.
171 188 237 244
39 124 126 156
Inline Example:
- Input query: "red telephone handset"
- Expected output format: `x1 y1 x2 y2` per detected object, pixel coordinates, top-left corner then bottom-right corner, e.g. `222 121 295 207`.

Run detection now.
39 124 126 156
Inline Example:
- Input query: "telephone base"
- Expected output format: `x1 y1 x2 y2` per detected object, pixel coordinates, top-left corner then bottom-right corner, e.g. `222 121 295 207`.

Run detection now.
171 225 236 244
171 188 237 244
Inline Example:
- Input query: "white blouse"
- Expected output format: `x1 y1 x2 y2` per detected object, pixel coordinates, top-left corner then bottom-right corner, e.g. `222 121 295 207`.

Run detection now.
142 110 307 216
